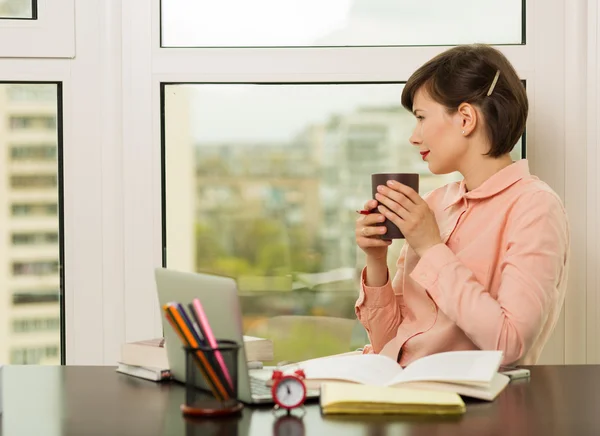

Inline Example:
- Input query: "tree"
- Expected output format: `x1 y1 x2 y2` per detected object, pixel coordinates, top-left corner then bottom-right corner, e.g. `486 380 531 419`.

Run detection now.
195 222 225 270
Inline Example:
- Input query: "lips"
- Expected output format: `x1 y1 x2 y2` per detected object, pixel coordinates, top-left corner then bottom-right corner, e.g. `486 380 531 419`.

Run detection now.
420 151 430 160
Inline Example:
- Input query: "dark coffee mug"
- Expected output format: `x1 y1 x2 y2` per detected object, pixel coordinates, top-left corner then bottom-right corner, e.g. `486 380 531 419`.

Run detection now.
371 173 420 239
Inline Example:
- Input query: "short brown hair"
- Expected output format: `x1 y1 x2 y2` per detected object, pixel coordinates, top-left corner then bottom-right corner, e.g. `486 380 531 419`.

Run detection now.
401 44 528 158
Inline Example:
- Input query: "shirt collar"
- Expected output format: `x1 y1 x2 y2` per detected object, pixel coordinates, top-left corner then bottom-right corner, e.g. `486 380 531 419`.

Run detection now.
444 159 530 210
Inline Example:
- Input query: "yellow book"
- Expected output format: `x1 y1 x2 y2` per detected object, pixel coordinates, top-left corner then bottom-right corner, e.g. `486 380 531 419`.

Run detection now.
320 382 466 415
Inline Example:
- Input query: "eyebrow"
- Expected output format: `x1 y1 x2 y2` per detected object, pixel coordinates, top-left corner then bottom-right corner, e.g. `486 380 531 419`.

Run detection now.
412 108 425 115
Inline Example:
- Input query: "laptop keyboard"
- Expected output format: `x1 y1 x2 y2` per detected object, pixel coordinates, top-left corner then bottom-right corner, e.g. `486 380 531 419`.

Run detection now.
250 375 273 397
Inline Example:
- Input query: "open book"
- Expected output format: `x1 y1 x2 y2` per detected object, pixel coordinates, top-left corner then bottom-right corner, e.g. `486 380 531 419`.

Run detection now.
276 350 510 401
320 382 466 415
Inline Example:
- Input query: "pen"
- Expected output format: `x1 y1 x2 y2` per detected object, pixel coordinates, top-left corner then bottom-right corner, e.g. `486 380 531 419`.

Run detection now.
162 308 222 400
356 209 372 215
172 302 205 346
171 302 236 397
188 300 234 392
179 302 235 398
164 304 231 401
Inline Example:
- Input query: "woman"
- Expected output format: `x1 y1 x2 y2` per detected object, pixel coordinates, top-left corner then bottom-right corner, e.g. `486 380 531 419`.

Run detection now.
354 44 570 367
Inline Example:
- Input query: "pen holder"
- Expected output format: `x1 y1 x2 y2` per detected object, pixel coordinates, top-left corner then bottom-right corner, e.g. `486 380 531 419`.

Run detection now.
181 339 244 417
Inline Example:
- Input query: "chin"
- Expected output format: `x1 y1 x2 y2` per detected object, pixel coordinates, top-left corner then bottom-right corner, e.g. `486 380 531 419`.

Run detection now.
427 163 452 175
427 157 457 175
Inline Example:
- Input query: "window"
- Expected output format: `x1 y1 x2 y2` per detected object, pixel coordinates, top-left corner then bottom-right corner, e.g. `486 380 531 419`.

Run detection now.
163 83 525 362
12 290 59 305
161 0 525 47
12 260 59 276
10 345 59 364
7 84 55 101
12 232 58 245
11 203 57 216
12 317 60 333
0 0 36 19
10 115 56 130
123 0 581 367
0 83 63 365
11 145 56 161
10 175 57 189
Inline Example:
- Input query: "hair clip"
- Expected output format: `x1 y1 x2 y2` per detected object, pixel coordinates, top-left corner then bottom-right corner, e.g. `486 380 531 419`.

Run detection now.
487 70 501 96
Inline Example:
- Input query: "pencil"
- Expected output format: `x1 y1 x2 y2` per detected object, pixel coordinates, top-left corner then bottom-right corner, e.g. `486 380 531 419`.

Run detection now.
187 302 235 394
163 305 230 401
165 304 231 400
163 308 222 400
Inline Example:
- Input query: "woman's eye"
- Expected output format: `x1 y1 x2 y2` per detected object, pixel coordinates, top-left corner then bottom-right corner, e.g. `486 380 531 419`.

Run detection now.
416 116 424 121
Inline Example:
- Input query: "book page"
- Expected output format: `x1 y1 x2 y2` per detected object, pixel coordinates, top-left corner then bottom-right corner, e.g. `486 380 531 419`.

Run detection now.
399 372 510 402
296 353 403 386
133 338 165 347
279 350 362 371
388 350 503 385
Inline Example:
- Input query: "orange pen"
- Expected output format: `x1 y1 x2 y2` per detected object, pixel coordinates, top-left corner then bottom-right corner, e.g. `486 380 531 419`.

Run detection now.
163 304 230 401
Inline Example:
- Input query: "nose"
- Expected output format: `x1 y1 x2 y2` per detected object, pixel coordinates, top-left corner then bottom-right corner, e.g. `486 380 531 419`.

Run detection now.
409 124 422 146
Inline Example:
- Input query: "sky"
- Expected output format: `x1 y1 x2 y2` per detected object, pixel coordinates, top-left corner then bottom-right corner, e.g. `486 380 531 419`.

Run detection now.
162 0 522 47
161 0 523 143
169 84 405 143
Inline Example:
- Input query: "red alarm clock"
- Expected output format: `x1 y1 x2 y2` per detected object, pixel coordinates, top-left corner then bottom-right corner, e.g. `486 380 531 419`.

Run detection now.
271 369 307 412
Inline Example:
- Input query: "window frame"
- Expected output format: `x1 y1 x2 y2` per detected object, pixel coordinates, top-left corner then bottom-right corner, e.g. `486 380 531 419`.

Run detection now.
158 0 527 48
0 0 75 58
111 0 592 366
0 77 65 364
5 0 586 366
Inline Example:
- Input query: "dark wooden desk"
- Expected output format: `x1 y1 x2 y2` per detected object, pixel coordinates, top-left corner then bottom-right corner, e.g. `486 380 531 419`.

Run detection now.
1 365 600 436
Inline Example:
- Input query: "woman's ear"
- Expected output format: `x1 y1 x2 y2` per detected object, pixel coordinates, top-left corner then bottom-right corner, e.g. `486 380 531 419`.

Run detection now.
457 102 478 136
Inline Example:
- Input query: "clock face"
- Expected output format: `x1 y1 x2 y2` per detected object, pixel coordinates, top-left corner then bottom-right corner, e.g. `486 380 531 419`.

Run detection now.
274 377 306 408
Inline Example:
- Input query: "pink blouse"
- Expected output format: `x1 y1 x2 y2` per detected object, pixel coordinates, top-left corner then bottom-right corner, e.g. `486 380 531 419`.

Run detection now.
355 160 570 366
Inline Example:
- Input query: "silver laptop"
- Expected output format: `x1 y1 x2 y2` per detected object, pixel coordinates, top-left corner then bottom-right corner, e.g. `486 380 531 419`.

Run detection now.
154 267 319 404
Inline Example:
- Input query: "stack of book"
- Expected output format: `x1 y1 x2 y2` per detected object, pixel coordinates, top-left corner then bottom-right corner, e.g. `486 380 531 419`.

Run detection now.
117 336 273 382
117 338 171 382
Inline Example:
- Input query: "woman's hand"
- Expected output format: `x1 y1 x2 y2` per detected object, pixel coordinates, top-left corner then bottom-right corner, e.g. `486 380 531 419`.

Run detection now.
374 180 442 257
355 199 392 259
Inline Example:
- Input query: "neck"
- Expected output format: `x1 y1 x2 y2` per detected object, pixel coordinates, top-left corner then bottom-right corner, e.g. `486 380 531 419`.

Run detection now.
460 153 514 191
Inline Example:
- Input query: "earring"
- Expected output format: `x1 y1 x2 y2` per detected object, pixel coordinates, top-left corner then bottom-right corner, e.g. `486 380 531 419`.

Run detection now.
462 130 465 135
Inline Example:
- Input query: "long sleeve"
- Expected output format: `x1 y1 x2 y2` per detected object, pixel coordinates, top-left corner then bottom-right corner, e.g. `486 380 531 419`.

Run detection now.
355 245 408 353
410 191 569 364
